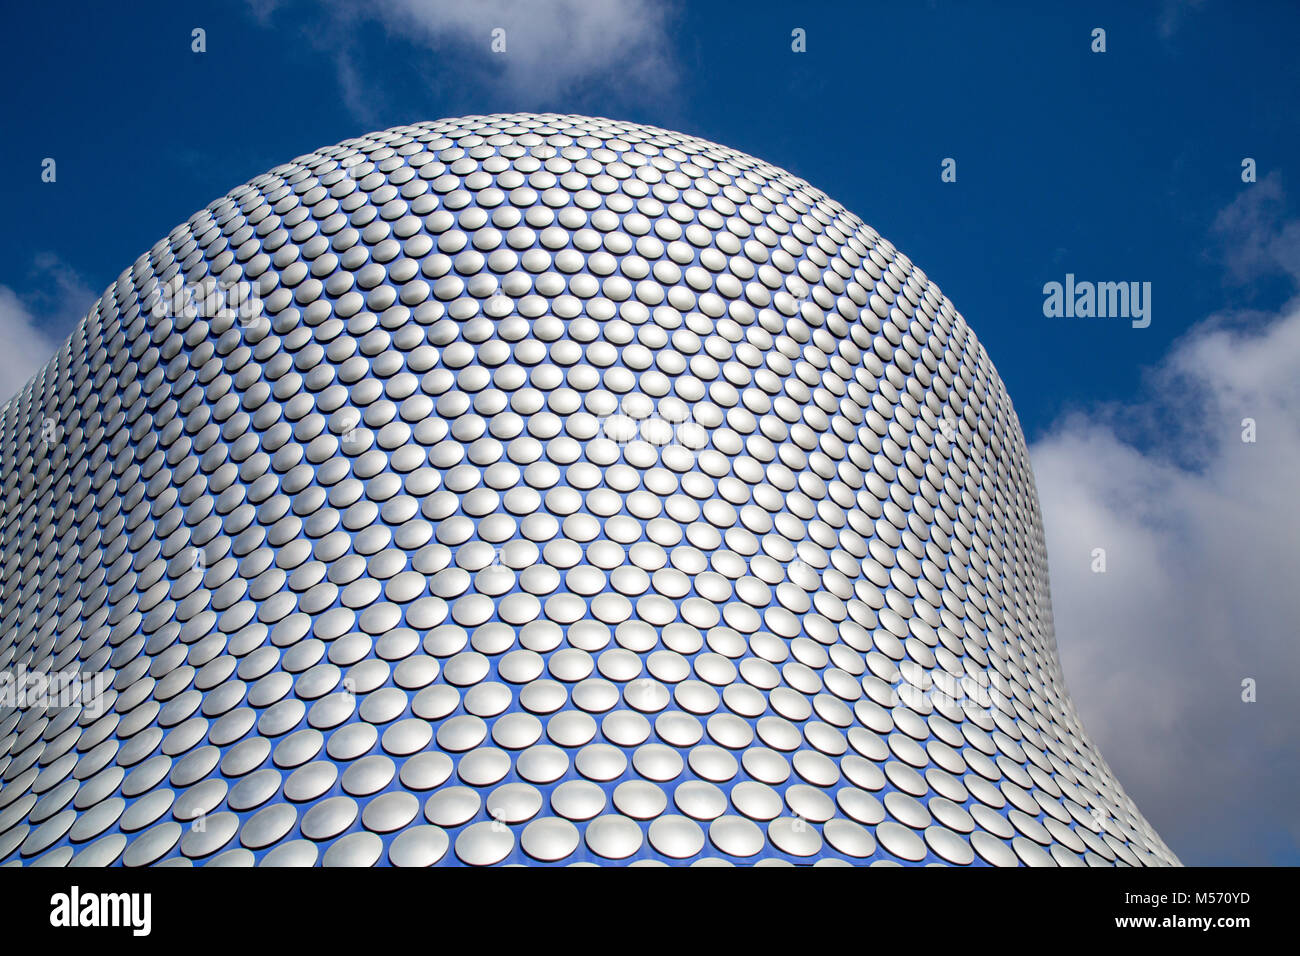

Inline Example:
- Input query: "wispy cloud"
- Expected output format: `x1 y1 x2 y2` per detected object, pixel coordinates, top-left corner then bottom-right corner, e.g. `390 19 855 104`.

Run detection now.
0 255 94 405
249 0 678 122
1030 186 1300 864
1159 0 1208 40
1211 171 1300 285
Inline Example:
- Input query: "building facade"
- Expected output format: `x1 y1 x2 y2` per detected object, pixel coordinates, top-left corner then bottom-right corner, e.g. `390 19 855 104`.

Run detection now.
0 114 1178 866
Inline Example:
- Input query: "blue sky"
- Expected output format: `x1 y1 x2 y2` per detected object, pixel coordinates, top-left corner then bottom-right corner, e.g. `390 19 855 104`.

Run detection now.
1 0 1297 866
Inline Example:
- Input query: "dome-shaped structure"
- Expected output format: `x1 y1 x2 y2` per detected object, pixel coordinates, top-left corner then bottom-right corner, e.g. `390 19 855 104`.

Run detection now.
0 114 1178 867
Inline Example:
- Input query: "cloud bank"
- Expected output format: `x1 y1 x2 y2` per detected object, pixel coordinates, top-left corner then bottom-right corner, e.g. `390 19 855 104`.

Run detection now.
250 0 678 121
0 255 93 406
1031 183 1300 864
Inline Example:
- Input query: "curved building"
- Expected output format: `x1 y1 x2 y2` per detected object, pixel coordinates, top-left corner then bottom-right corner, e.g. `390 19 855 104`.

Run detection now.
0 114 1178 866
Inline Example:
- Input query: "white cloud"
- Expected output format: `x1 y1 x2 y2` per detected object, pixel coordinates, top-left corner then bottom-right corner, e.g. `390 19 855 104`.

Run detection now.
1030 188 1300 864
1211 171 1300 285
1159 0 1208 39
253 0 678 118
382 0 675 98
0 255 93 407
0 287 59 406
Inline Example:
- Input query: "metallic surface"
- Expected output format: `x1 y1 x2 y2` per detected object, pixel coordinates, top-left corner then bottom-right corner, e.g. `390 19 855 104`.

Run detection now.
0 113 1178 866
